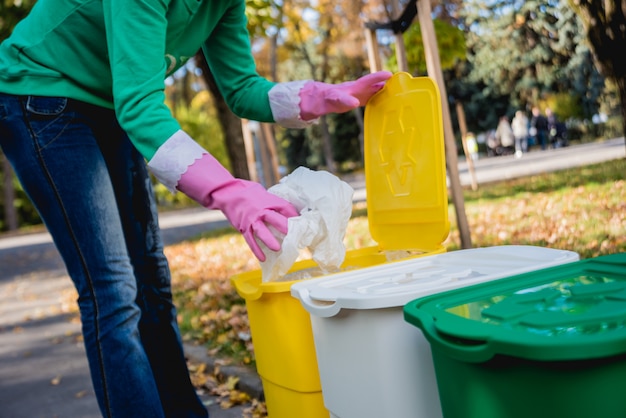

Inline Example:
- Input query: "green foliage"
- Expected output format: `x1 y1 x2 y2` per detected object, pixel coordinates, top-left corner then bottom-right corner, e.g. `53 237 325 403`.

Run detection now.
177 103 228 165
328 110 362 169
561 49 605 119
0 166 41 231
302 123 326 168
446 61 512 137
438 0 609 140
388 19 467 75
584 115 626 142
0 0 38 42
154 96 229 208
542 93 584 120
569 0 626 81
245 0 281 39
280 128 310 172
463 158 624 202
463 0 603 112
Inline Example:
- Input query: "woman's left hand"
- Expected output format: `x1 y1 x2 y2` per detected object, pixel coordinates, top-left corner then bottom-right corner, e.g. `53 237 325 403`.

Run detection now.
298 71 393 121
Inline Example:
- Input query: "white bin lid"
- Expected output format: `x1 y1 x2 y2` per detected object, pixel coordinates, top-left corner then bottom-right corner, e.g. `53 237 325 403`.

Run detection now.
290 245 579 317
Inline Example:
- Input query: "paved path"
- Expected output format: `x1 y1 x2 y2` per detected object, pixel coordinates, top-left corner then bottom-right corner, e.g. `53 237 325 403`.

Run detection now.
456 136 625 186
0 137 623 418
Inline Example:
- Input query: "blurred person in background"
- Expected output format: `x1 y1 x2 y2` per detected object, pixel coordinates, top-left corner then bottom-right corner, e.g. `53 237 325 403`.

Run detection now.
546 107 568 148
511 110 529 158
530 107 549 150
465 131 479 161
486 129 500 157
495 115 515 155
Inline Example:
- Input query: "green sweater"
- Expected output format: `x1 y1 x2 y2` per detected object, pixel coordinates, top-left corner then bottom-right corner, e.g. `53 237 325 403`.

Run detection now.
0 0 276 160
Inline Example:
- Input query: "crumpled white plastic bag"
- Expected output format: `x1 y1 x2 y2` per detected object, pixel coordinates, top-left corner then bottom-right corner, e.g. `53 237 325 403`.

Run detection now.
260 166 354 282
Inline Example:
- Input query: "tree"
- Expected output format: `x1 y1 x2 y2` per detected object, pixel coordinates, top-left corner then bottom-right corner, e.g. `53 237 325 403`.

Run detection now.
570 0 626 142
388 18 466 75
183 0 284 181
194 52 252 179
282 128 310 171
280 1 341 174
275 0 375 174
189 0 285 181
329 110 363 166
455 0 608 143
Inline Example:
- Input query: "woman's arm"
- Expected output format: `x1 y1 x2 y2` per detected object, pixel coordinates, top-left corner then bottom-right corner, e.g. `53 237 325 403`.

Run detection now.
102 0 180 161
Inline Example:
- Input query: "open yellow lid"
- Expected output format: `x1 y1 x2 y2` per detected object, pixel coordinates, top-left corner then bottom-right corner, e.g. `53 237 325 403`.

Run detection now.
364 72 449 251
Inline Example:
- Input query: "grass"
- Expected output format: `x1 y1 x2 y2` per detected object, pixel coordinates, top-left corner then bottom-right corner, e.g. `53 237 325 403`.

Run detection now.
167 157 625 366
445 158 625 258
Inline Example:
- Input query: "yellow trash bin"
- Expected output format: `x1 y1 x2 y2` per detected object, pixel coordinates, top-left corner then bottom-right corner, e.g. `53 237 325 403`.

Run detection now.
231 72 449 418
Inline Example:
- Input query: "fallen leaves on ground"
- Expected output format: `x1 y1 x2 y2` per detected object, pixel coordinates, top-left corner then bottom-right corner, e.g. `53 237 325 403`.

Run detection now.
167 177 625 411
187 359 252 410
56 170 625 415
445 180 626 257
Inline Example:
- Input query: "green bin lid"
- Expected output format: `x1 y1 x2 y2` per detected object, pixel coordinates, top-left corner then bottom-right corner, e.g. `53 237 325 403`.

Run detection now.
403 253 626 363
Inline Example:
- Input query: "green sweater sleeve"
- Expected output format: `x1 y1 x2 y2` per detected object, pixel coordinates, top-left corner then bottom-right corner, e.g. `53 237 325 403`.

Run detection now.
201 0 276 123
102 0 181 161
0 0 281 162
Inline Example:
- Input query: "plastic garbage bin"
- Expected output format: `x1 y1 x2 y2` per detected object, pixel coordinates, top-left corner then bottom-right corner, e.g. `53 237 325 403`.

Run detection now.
231 73 449 418
404 252 626 418
291 245 580 418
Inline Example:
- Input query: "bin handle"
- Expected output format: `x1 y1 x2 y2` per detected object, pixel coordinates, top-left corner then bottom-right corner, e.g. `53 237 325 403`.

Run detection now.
431 329 495 362
406 309 496 363
291 287 341 318
233 279 264 301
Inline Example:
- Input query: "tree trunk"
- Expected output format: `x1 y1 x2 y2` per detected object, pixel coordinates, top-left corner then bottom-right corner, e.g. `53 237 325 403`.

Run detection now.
261 123 281 184
259 31 281 183
319 116 337 174
240 120 259 182
353 108 365 164
455 101 478 191
195 52 250 180
570 0 626 149
617 75 626 152
365 28 382 72
2 153 18 231
390 0 409 72
294 20 338 176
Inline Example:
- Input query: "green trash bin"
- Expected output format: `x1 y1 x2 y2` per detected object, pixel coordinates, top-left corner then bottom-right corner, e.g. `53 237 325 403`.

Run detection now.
404 253 626 418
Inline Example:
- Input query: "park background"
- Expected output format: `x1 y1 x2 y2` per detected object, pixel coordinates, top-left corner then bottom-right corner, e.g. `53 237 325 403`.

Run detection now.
0 1 625 416
0 0 624 232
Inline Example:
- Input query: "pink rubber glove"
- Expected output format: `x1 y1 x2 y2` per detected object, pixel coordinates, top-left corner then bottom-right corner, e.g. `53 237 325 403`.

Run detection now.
299 71 393 121
176 153 299 262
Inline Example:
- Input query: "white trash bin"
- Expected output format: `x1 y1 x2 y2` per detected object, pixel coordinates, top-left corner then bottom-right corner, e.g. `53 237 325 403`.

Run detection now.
290 245 580 418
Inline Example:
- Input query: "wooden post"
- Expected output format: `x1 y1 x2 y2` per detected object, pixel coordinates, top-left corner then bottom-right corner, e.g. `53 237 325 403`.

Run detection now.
241 119 259 182
353 108 365 163
394 34 409 72
257 125 274 187
365 28 382 72
391 0 409 72
417 0 472 249
261 123 281 184
455 101 478 191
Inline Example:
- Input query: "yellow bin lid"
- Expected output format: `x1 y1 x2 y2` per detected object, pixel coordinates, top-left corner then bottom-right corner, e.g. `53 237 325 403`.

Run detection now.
364 72 449 251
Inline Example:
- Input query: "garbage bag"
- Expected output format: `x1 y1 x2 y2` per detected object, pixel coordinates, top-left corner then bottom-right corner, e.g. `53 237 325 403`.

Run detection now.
260 166 354 282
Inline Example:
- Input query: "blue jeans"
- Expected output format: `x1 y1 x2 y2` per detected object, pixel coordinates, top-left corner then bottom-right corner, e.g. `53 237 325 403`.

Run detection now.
0 94 207 418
